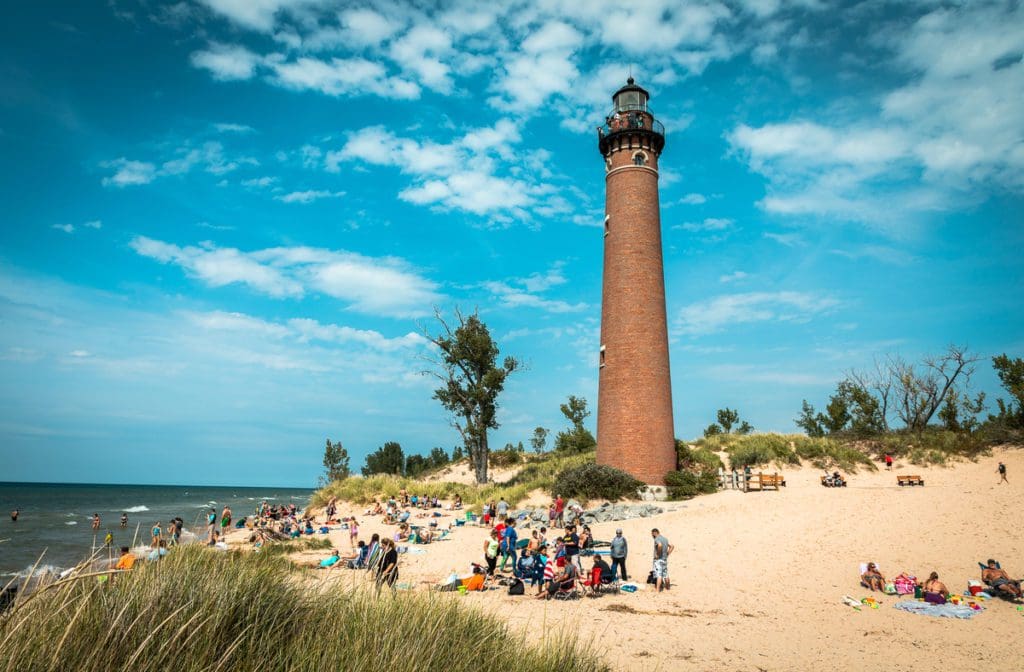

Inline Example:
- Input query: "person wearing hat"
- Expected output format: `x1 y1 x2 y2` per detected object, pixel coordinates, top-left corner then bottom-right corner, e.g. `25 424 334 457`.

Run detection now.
610 528 628 582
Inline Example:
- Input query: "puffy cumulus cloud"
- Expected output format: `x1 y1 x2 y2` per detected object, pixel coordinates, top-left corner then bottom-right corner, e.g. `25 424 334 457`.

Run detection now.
184 1 755 124
264 54 421 98
101 158 157 187
190 42 262 81
129 237 442 318
727 3 1024 228
329 120 544 219
675 291 839 336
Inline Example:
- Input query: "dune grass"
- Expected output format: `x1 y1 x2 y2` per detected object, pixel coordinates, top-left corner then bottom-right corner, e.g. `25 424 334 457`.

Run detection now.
694 433 876 472
0 547 607 672
310 450 595 512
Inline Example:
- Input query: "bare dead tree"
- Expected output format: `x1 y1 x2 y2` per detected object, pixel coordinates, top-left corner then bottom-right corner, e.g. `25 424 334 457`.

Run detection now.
888 345 981 432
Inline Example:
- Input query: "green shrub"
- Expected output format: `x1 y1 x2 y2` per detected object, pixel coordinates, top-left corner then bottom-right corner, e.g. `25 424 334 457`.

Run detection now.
727 434 800 470
488 448 523 467
0 547 606 672
552 463 644 501
676 440 724 472
664 470 718 500
791 436 875 472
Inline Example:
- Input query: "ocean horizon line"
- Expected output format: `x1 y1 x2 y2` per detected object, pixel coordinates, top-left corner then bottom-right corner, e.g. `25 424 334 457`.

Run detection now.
0 480 315 491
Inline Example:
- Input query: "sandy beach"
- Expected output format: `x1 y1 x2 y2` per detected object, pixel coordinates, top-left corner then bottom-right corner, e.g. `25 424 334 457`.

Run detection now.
227 449 1024 671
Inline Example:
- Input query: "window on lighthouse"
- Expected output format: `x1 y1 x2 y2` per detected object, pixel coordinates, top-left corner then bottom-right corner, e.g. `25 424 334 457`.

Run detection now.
632 151 648 166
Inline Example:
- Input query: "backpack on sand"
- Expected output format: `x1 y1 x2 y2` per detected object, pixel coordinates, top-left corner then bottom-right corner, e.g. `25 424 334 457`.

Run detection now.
507 578 525 596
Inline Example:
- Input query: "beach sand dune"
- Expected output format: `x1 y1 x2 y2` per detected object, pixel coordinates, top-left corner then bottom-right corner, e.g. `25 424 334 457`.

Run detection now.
233 449 1024 671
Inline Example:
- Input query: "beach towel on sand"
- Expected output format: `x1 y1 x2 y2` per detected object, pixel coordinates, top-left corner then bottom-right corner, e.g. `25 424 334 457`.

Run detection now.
893 601 983 620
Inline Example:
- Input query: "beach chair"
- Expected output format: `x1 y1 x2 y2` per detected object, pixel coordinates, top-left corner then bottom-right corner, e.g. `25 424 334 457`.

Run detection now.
582 566 613 595
553 579 579 600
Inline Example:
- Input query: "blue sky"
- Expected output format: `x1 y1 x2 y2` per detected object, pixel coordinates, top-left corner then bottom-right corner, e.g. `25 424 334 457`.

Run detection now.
1 1 1021 487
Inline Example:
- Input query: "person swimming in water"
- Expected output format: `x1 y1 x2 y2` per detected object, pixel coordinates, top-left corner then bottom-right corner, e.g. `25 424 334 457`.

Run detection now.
10 509 18 522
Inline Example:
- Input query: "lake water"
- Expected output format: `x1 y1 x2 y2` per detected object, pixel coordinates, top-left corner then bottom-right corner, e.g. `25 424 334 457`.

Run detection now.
0 482 313 577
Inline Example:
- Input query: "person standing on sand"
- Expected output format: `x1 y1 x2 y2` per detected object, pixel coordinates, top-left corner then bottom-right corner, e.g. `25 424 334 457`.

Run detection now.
376 538 399 592
555 495 565 528
651 528 673 593
885 454 893 471
221 505 232 538
497 498 508 521
349 518 359 548
206 508 217 540
151 522 162 549
610 528 628 581
997 462 1008 484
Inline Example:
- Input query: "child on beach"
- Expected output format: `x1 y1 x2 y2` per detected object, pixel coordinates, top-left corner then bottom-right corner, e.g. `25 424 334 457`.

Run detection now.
151 522 162 549
349 518 359 547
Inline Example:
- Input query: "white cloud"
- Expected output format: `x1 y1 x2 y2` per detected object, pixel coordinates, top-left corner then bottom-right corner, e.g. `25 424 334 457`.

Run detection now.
51 224 75 234
83 220 102 229
719 270 748 283
101 158 157 187
478 263 585 314
189 43 261 81
332 121 539 218
340 8 402 47
275 189 345 204
264 55 420 99
214 122 254 133
674 217 734 232
242 176 276 188
678 193 707 205
703 363 835 386
129 237 441 317
197 0 296 32
675 291 839 335
763 231 804 247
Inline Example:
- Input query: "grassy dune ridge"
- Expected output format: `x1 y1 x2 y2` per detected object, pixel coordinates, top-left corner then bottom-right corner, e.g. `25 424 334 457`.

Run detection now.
310 450 595 511
0 547 607 672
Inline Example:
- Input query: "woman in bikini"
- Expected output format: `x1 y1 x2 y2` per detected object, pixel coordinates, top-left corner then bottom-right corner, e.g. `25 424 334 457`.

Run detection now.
861 562 886 591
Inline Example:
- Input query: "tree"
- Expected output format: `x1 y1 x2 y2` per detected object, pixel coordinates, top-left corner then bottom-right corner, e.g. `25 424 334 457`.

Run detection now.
890 346 981 433
795 400 825 438
561 395 591 430
428 447 450 469
716 408 740 433
362 441 404 476
736 420 754 435
425 308 519 484
530 427 549 454
554 395 597 453
991 354 1024 427
404 453 428 478
451 445 464 461
703 423 722 437
322 439 350 483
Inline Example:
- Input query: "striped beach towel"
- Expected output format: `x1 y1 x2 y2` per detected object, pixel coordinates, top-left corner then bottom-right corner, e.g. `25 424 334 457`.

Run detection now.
543 558 555 582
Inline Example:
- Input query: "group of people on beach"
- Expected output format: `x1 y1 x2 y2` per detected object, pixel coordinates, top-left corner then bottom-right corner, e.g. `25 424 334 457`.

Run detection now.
861 559 1023 603
314 491 677 600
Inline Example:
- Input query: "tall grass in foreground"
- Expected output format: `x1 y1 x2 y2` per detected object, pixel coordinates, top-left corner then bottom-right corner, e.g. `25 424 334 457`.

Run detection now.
311 450 595 511
0 547 607 672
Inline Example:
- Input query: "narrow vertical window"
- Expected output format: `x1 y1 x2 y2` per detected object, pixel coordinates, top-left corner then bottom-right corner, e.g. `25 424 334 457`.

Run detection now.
604 214 610 236
599 345 607 368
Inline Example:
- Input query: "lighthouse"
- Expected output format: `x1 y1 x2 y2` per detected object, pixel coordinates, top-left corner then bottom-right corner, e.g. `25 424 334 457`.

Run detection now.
595 78 676 491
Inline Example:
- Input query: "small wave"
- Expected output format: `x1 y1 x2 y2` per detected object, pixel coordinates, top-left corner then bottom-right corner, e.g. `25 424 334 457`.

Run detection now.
7 564 67 579
65 521 78 526
122 506 149 513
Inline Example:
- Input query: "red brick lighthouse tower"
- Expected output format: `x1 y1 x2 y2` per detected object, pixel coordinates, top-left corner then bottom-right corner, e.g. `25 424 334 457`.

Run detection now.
596 78 676 490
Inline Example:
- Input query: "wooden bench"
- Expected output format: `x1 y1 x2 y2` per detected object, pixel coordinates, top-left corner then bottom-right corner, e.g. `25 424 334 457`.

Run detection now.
897 474 924 487
746 473 786 491
821 475 847 487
